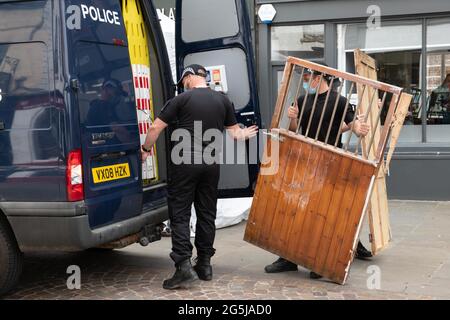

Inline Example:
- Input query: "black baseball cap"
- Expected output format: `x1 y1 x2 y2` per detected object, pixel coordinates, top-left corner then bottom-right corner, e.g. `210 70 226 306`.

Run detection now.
177 64 208 88
304 62 329 76
303 62 333 82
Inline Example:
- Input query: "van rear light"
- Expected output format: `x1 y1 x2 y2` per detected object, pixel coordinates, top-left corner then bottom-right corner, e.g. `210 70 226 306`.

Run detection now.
113 38 126 46
66 149 84 202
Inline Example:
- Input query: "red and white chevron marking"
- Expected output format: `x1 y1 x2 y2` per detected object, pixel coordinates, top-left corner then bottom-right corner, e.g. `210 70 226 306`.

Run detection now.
133 64 157 180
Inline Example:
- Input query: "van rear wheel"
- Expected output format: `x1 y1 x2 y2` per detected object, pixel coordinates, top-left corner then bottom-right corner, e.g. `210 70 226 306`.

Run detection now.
0 217 23 296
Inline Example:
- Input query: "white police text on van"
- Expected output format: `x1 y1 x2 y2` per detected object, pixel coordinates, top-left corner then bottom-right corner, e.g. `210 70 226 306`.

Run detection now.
66 4 121 30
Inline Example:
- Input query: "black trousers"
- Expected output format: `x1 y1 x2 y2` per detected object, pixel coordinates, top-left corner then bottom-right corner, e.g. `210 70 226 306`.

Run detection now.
167 163 220 265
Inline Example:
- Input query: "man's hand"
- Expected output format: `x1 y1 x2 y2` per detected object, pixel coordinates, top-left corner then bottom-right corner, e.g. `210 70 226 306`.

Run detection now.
288 103 299 119
353 115 371 137
227 124 259 141
141 149 151 162
237 125 259 140
378 98 383 109
141 118 168 163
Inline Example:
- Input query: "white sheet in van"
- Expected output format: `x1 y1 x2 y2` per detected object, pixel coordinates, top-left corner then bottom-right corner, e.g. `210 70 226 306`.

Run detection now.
157 12 177 83
190 198 253 237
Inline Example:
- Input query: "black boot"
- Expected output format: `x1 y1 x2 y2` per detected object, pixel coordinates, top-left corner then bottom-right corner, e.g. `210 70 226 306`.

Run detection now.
193 256 213 281
163 259 199 290
309 271 323 280
356 241 373 260
264 257 298 273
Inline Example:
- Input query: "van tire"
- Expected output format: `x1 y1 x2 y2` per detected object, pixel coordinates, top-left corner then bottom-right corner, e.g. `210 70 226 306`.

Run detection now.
0 217 23 296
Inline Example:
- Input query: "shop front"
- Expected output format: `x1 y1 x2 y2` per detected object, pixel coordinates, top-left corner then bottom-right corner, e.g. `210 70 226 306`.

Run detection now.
256 0 450 200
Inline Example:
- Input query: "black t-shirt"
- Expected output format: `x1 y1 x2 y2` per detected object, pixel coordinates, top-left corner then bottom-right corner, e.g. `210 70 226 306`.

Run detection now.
158 87 238 157
297 91 355 147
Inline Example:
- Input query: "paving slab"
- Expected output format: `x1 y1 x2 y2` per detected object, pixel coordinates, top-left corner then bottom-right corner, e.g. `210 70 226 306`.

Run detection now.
2 201 449 300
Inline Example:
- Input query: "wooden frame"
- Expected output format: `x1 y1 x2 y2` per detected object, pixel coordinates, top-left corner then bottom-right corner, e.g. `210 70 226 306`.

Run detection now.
354 49 391 255
245 57 411 284
354 49 413 255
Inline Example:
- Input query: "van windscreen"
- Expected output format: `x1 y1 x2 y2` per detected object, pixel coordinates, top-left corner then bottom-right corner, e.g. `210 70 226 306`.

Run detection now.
76 41 136 128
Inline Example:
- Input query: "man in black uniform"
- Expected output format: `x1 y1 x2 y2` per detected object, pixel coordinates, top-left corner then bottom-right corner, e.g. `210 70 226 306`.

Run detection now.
264 65 373 279
142 64 258 290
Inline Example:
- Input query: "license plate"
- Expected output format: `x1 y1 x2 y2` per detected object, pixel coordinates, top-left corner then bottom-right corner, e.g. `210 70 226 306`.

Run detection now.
92 163 131 184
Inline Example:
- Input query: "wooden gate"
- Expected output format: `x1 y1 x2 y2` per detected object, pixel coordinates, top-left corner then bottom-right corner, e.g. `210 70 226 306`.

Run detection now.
244 57 411 284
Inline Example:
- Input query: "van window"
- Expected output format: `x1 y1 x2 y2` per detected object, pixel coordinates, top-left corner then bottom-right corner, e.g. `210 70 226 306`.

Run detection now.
75 41 137 127
181 0 240 43
0 42 50 130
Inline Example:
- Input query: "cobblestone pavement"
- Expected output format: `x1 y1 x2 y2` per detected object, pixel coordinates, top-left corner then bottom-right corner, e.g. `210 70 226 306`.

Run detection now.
3 201 450 300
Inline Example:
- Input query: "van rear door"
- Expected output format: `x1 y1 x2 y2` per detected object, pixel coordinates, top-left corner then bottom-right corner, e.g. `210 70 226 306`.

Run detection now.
65 0 142 229
176 0 262 198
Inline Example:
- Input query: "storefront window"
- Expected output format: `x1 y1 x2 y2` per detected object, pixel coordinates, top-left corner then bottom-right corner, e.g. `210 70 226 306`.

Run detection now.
271 25 324 61
426 18 450 143
337 21 423 143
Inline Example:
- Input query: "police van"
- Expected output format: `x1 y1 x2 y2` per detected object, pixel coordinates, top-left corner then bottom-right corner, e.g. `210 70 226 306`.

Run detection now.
0 0 260 294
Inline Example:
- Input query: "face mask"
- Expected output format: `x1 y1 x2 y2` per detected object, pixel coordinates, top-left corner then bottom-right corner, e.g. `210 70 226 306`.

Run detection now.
303 82 317 94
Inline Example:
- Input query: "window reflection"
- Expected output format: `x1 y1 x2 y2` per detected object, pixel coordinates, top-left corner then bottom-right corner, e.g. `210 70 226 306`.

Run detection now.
76 42 136 128
0 42 50 130
337 21 422 128
427 18 450 127
271 25 325 61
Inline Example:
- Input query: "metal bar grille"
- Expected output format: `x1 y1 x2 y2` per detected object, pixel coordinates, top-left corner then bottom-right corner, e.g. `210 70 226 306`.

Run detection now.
273 57 404 165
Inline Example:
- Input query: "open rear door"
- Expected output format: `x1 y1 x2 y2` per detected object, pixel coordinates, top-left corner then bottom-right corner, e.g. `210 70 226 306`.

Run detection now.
176 0 261 198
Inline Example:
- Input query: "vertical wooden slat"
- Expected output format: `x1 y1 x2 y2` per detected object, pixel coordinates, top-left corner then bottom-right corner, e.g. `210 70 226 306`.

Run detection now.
270 62 294 129
304 152 344 267
385 93 414 168
244 137 289 244
258 147 294 246
284 144 318 259
250 139 292 247
321 160 364 281
294 149 332 265
376 94 400 162
312 156 353 274
275 140 306 249
333 164 376 281
268 140 304 250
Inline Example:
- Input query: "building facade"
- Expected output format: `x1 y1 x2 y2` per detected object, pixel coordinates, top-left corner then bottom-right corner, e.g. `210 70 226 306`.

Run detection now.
153 0 450 200
255 0 450 200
